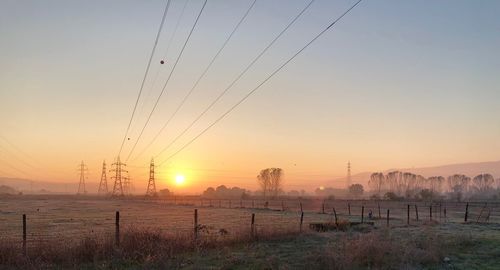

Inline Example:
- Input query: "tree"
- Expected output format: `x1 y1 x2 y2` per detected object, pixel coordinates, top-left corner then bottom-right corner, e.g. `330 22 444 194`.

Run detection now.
257 169 271 198
447 174 471 201
269 168 284 198
257 168 284 198
428 176 445 195
368 172 385 195
472 174 495 193
348 184 364 198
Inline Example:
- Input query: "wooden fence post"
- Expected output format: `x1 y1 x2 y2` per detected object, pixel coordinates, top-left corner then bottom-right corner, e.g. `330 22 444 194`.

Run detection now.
407 204 410 225
194 209 198 240
386 209 390 227
415 204 419 221
476 203 487 223
322 202 325 214
300 202 303 213
378 202 381 219
22 214 26 255
115 211 120 247
251 213 255 236
348 203 351 216
361 206 364 223
430 205 433 221
464 202 469 222
444 206 447 221
300 212 304 232
333 208 338 226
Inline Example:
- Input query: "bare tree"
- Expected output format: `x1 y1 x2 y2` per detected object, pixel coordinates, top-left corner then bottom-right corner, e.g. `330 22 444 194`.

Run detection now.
257 169 271 198
428 176 445 194
447 174 471 201
257 168 283 198
472 174 495 193
269 168 284 198
386 171 402 195
368 172 385 195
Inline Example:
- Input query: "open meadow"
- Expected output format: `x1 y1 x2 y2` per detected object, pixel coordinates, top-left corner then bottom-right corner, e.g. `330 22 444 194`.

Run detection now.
1 195 500 269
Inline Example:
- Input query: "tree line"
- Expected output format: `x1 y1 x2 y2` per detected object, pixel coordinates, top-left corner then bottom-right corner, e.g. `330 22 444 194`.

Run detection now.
368 171 500 201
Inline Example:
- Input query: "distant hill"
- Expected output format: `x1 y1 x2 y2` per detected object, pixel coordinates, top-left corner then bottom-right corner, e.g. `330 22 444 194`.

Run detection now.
0 177 94 194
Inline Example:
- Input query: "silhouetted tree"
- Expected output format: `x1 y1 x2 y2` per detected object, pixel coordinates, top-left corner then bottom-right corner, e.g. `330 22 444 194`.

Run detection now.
348 184 364 198
472 174 495 193
257 168 284 198
368 172 385 195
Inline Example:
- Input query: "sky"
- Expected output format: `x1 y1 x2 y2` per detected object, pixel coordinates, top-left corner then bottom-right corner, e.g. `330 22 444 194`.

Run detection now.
1 0 499 193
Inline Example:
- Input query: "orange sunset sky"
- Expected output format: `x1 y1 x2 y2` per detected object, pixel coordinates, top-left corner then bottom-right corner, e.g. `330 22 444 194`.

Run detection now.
1 0 499 193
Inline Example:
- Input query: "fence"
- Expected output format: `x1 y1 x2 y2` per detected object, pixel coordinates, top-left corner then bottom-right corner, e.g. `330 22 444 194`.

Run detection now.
1 196 499 255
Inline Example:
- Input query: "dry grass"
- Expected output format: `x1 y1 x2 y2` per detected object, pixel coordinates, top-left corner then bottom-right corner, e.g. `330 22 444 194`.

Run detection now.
312 229 445 269
0 225 300 269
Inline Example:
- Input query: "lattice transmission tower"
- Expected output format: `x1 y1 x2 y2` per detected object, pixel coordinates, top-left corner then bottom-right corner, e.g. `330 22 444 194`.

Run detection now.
145 158 157 197
346 161 352 189
110 156 127 196
77 161 88 194
98 160 108 195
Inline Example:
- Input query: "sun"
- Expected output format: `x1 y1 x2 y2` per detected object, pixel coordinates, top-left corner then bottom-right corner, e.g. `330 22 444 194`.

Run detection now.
175 174 185 186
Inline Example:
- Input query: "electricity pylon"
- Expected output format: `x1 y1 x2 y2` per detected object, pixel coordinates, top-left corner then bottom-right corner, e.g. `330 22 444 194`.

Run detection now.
98 160 108 195
77 161 88 194
346 161 352 189
145 158 157 197
110 156 127 196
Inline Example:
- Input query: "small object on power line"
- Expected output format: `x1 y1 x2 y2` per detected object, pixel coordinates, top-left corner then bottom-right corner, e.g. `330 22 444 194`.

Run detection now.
160 60 165 64
127 138 130 140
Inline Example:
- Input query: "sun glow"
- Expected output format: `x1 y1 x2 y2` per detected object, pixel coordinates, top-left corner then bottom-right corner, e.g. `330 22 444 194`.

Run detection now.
175 174 185 186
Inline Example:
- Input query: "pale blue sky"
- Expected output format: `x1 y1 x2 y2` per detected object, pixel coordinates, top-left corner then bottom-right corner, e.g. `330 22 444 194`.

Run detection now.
0 0 499 191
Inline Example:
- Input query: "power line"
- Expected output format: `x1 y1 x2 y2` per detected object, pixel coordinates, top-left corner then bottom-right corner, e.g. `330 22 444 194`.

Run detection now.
125 0 207 162
124 0 208 162
157 0 363 166
118 0 172 156
131 0 258 161
154 0 316 160
138 0 191 118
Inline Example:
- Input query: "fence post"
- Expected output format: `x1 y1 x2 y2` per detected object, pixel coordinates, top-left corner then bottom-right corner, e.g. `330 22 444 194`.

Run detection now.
444 206 447 221
333 207 338 226
251 213 255 236
348 203 351 216
430 205 433 221
464 202 469 222
415 204 419 221
378 202 381 219
386 209 390 227
194 209 198 240
300 202 303 213
115 211 120 247
361 205 364 224
407 204 410 225
322 202 325 214
439 203 442 221
300 211 304 232
22 214 26 255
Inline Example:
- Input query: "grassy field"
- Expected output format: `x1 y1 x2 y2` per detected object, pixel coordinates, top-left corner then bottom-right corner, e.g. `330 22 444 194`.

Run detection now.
1 195 500 269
